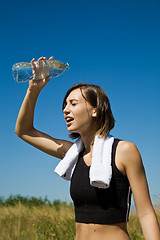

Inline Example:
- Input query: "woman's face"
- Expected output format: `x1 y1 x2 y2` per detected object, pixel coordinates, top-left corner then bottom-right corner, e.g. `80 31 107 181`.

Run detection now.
63 88 97 135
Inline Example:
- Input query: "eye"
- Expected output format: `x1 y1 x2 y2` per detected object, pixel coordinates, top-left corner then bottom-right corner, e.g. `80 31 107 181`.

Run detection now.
72 102 77 106
71 100 78 106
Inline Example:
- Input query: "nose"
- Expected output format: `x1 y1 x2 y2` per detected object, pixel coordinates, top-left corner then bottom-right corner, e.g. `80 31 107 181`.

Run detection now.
63 104 70 114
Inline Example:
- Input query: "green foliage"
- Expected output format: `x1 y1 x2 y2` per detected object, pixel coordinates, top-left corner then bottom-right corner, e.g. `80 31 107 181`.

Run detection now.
0 195 69 208
0 195 159 240
0 197 75 240
130 231 144 240
35 216 75 240
0 196 5 206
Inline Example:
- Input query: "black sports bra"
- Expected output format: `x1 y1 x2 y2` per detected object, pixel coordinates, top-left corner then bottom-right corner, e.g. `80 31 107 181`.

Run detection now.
70 138 132 224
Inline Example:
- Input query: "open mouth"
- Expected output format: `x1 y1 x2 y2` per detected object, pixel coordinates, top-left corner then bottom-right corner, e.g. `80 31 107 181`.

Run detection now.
66 117 74 124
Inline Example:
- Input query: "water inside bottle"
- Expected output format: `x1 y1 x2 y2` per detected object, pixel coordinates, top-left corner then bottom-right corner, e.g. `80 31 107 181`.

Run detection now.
12 63 33 82
12 60 70 82
49 60 70 78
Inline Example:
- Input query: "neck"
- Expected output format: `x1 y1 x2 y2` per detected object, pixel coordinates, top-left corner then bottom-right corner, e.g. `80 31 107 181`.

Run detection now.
80 132 96 154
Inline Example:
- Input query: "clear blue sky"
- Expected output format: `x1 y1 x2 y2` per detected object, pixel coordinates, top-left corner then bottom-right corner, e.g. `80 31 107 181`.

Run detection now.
0 0 160 205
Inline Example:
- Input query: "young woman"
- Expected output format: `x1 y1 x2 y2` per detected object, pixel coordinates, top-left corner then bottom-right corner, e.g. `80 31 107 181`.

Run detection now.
15 57 160 240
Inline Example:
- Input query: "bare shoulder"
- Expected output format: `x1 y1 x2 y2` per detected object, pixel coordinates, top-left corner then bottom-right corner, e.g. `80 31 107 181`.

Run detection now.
117 140 140 155
116 140 142 170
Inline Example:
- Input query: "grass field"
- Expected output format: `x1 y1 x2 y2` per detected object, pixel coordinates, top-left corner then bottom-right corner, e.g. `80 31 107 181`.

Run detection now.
0 195 159 240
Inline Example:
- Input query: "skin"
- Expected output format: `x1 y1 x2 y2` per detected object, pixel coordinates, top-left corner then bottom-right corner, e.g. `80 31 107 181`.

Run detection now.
15 57 160 240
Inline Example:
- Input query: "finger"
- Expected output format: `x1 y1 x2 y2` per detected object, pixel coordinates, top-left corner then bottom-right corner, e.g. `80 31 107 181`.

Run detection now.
38 57 43 61
38 56 47 61
44 76 50 83
31 59 36 68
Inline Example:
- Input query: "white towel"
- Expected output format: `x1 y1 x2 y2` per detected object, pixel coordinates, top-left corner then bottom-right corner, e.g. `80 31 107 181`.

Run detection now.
54 134 114 188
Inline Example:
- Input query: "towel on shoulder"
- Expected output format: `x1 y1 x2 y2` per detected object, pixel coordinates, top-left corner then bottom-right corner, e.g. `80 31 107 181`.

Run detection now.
54 134 114 189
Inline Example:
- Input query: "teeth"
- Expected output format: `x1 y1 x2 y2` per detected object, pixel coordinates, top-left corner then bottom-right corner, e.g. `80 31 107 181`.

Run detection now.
66 118 73 122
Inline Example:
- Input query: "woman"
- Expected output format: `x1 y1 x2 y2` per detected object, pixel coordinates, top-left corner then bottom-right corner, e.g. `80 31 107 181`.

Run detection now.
15 57 160 240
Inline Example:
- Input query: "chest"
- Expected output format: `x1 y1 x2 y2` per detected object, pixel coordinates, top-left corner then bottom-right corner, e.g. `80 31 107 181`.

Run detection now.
83 151 125 175
83 152 92 166
70 154 129 207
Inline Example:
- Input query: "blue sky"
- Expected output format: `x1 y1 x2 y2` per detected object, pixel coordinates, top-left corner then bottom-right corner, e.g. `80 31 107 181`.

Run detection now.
0 0 160 205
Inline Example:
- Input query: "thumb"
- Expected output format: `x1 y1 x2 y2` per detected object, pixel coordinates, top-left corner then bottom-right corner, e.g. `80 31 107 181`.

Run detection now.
43 76 50 84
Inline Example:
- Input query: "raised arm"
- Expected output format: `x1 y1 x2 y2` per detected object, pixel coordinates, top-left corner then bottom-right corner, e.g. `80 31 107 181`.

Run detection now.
117 141 160 240
15 57 73 159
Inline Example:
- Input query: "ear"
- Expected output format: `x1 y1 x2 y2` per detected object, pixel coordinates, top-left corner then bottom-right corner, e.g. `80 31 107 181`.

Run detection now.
92 108 97 118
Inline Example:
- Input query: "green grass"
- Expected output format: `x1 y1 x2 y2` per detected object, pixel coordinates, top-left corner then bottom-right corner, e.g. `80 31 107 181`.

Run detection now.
0 195 159 240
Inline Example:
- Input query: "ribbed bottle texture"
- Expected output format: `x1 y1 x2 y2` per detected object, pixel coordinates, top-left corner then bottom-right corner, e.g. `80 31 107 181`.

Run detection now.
12 60 70 82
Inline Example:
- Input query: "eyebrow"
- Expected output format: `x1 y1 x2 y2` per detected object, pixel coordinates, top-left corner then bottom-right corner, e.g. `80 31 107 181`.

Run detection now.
66 98 79 103
70 98 78 101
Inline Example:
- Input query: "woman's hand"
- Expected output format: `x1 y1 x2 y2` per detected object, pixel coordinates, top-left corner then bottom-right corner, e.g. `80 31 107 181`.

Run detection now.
29 56 54 91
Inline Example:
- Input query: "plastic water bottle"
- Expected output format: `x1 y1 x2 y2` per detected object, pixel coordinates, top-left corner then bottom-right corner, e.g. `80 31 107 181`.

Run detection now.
12 59 70 83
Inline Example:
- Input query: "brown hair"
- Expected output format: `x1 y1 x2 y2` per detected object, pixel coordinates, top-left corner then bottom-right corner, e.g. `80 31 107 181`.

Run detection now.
62 83 115 139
